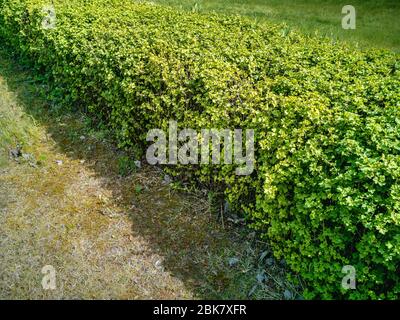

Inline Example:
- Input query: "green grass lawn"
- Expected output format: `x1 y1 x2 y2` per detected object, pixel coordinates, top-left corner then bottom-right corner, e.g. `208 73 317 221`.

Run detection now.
151 0 400 52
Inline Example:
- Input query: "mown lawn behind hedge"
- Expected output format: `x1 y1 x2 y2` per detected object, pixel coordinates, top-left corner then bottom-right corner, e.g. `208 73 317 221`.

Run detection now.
0 0 399 299
153 0 400 52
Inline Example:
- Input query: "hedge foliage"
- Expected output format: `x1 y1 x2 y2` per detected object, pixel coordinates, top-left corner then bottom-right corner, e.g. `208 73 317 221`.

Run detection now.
1 0 399 299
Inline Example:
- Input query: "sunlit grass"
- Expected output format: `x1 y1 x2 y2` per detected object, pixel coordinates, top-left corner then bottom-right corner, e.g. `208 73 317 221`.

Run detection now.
151 0 400 52
0 70 42 168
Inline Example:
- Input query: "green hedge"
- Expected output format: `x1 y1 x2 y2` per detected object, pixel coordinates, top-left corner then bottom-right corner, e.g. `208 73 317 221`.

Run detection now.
1 0 399 299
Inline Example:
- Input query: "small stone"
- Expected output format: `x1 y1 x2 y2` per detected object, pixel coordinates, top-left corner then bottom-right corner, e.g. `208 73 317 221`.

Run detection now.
228 257 240 267
256 272 266 283
283 290 293 300
29 162 38 168
55 160 63 166
247 232 256 239
265 257 275 266
163 175 172 185
154 260 163 270
9 145 22 159
22 153 32 160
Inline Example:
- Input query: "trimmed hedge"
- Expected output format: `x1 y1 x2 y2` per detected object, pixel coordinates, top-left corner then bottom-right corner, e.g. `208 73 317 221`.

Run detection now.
1 0 399 299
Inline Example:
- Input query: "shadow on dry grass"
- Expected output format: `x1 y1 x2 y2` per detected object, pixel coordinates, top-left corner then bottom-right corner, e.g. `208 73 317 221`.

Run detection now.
0 47 299 299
